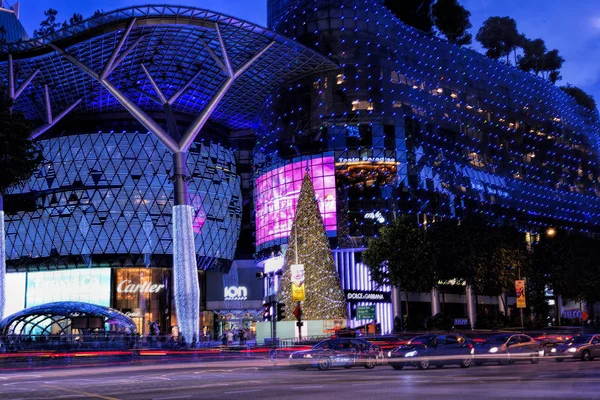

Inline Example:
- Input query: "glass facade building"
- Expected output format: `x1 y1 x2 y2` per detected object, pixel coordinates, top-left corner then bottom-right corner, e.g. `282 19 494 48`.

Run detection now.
255 0 600 332
5 133 241 270
258 0 600 251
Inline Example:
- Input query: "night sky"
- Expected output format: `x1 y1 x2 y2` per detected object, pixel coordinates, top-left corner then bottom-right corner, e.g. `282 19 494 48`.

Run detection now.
8 0 600 109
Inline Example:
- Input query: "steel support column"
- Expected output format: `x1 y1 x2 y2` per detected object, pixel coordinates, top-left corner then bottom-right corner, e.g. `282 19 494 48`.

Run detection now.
466 285 476 330
431 287 441 316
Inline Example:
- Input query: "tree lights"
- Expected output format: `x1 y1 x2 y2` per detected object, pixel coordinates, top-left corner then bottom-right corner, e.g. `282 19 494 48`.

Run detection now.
278 172 347 321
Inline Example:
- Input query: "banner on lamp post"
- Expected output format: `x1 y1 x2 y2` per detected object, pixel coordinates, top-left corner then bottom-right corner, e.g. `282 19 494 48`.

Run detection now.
291 264 305 302
515 280 526 308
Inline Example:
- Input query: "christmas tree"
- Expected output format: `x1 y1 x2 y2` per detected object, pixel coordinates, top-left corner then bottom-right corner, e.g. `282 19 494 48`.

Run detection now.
278 171 348 321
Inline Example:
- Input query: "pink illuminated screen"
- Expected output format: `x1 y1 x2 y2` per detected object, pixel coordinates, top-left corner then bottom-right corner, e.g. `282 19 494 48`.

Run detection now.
255 157 337 246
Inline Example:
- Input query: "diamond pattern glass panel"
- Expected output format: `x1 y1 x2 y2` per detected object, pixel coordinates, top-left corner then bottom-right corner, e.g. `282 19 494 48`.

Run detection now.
5 134 241 268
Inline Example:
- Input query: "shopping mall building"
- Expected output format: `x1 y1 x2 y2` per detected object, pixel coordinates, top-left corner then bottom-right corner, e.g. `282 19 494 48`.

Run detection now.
1 0 599 337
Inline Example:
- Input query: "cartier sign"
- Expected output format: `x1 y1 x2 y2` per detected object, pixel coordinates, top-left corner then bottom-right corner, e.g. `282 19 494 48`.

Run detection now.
117 280 165 293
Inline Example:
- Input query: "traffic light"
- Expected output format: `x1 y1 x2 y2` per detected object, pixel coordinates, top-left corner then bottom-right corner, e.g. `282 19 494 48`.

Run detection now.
263 302 272 321
276 302 286 321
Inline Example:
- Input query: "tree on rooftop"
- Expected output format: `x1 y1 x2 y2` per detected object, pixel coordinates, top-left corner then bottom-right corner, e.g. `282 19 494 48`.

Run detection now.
33 8 60 38
560 84 597 112
476 16 523 65
384 0 472 45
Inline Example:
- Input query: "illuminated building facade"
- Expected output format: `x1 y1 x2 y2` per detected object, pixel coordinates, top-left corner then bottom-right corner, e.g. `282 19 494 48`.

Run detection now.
255 0 600 330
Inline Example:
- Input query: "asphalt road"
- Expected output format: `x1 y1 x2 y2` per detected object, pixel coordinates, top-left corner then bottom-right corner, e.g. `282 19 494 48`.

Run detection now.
0 357 599 400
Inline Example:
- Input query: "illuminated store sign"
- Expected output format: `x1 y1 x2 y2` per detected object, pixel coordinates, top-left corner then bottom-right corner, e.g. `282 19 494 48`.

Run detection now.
255 156 337 246
26 269 111 307
117 280 165 293
344 290 391 303
364 211 385 223
224 286 248 301
337 157 396 163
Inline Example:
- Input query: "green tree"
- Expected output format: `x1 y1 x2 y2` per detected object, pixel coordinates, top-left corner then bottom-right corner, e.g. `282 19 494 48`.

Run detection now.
277 172 347 321
518 38 547 75
33 8 61 38
560 84 597 111
384 0 435 34
62 13 83 28
431 0 472 45
0 93 43 317
543 49 564 84
363 216 436 324
428 217 527 325
384 0 472 45
476 16 523 64
518 39 564 83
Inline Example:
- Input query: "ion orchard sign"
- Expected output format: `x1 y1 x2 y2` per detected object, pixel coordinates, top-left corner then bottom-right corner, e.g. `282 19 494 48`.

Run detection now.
117 280 165 293
224 286 248 301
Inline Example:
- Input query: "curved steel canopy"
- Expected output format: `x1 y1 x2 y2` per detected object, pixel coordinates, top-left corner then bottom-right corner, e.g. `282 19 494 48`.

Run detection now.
0 4 336 131
0 301 137 336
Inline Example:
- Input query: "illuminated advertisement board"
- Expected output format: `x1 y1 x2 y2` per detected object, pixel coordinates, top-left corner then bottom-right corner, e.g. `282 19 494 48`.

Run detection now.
255 156 337 247
26 269 111 308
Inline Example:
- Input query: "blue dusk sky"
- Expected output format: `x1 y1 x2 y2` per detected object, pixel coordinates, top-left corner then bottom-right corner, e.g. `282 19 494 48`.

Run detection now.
8 0 600 107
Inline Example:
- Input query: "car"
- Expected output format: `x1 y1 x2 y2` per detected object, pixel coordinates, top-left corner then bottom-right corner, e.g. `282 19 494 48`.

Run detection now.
288 338 382 371
475 334 543 365
551 334 600 362
387 334 474 370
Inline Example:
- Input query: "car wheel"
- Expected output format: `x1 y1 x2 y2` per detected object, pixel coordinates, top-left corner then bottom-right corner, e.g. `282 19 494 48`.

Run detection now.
530 355 539 364
317 357 331 371
364 358 376 369
417 359 430 370
460 358 472 368
582 350 592 362
555 358 564 362
391 364 404 370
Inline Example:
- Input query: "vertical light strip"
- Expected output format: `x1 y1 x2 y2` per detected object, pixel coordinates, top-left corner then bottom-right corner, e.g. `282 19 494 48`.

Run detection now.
0 210 5 319
172 205 200 342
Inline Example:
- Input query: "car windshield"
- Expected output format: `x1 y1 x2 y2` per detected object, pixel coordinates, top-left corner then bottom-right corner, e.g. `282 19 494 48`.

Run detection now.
567 336 591 344
408 336 434 346
484 335 511 344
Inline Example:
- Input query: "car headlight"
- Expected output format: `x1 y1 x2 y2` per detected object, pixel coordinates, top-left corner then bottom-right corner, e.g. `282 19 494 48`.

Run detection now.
488 347 499 353
303 354 313 358
567 347 578 353
405 350 417 358
470 348 475 355
550 348 557 353
388 351 392 358
289 355 293 359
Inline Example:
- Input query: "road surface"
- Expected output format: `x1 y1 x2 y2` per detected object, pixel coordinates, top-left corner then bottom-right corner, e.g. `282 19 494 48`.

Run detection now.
0 357 598 399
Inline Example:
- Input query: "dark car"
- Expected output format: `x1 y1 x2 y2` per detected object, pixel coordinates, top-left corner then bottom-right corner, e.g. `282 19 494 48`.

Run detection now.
551 334 600 362
289 338 382 371
475 334 543 365
387 334 474 370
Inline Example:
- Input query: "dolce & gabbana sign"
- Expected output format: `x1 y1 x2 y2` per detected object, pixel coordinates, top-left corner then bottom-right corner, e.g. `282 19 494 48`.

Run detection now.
344 290 391 303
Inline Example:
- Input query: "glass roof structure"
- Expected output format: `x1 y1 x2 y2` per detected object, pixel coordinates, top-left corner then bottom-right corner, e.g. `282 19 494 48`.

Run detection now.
0 301 137 336
0 5 336 130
